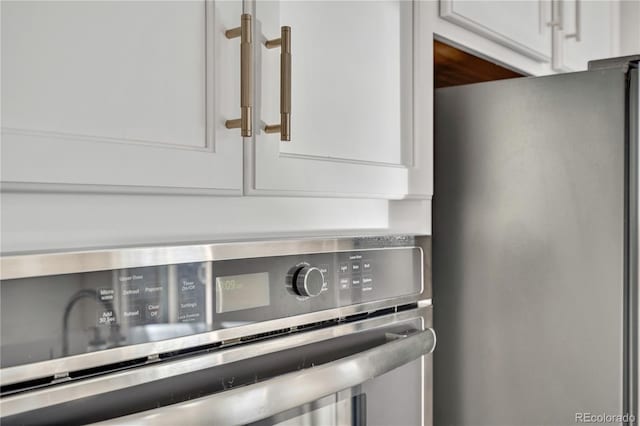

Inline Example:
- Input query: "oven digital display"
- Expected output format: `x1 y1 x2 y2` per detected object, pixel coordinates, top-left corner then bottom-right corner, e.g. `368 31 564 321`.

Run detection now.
215 272 271 313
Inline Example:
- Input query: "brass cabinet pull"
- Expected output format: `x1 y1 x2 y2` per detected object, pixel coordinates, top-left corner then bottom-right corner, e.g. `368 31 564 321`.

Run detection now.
264 26 291 141
225 14 253 137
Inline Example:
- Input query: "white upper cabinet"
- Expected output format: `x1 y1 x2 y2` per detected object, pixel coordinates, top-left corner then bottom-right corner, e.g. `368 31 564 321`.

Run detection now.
248 1 430 198
1 1 243 193
1 0 431 199
437 0 619 74
559 0 614 71
440 0 552 63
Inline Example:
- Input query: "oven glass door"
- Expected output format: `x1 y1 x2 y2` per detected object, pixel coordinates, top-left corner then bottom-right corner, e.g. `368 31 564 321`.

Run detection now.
251 358 423 426
253 392 366 426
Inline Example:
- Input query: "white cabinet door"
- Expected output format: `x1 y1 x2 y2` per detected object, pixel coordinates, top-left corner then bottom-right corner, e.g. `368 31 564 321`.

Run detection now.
440 0 552 63
248 1 430 198
561 0 613 71
1 1 243 194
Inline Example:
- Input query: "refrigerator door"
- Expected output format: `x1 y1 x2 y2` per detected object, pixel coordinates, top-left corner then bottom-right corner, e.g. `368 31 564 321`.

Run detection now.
434 67 635 425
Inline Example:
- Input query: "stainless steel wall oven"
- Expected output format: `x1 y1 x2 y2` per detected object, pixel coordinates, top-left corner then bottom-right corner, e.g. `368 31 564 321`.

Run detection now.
0 236 434 425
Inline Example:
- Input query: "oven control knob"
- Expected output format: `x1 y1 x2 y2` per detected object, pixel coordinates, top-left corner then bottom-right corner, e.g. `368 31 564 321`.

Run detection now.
294 266 325 297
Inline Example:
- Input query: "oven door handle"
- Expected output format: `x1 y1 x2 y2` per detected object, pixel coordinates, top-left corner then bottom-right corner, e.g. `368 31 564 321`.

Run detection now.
92 328 436 426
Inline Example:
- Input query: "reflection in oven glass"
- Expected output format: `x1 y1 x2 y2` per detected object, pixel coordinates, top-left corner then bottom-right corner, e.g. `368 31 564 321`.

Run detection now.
0 262 210 368
247 393 366 426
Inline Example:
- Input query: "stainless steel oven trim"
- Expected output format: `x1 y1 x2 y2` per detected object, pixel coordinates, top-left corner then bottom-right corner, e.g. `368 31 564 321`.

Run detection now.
0 296 430 387
93 329 436 426
1 236 423 280
1 305 433 419
1 237 428 387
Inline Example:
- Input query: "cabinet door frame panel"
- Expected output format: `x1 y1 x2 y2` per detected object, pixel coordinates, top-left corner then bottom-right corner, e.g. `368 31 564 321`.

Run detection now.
1 0 243 195
440 0 551 62
246 0 430 199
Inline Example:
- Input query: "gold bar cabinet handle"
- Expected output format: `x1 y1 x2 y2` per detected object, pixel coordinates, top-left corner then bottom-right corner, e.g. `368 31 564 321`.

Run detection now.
264 26 291 142
225 14 253 137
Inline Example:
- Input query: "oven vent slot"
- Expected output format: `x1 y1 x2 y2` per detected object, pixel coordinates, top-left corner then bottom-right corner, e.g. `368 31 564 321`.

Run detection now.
292 322 321 332
340 302 418 323
396 302 419 312
68 356 149 381
317 318 339 328
159 341 223 360
341 312 370 323
0 375 55 397
1 356 154 397
367 306 396 318
238 327 291 344
291 318 339 333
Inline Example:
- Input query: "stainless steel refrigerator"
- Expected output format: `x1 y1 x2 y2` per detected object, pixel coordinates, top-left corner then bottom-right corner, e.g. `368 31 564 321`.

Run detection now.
434 56 639 425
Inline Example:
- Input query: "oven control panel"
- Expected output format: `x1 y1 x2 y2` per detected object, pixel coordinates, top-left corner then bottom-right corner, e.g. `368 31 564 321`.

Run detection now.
212 247 422 316
0 247 423 369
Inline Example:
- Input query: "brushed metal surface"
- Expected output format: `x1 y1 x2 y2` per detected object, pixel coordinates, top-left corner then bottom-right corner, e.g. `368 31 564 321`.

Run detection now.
224 13 253 137
0 235 419 280
0 296 429 388
589 55 640 72
0 236 430 387
90 328 435 425
264 26 292 141
434 69 628 425
0 306 432 418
